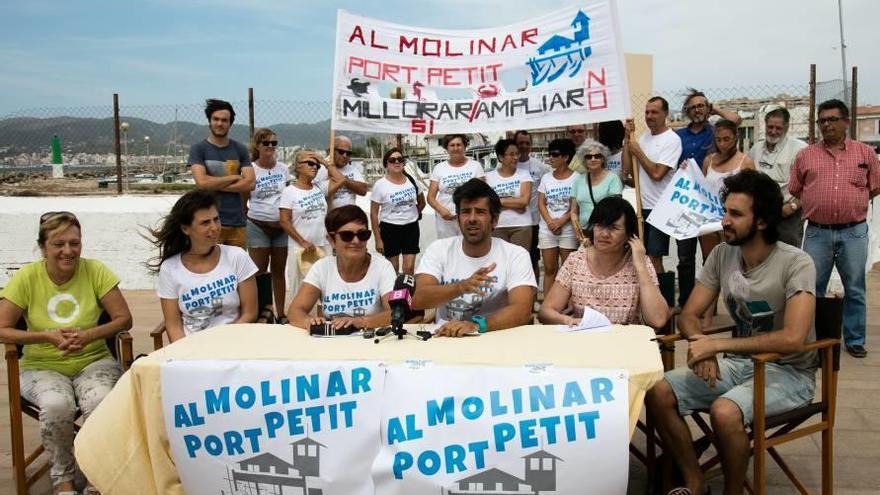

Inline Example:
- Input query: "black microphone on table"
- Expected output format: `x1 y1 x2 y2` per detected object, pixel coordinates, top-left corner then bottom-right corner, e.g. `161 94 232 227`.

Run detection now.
388 273 416 334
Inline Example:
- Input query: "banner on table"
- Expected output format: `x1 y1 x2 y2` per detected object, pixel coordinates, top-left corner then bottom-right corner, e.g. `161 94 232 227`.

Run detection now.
161 360 384 495
646 159 725 240
373 365 629 495
331 2 630 134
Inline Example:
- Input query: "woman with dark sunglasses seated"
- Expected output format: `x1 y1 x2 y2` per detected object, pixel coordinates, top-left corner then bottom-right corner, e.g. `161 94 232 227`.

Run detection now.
0 211 132 494
370 148 426 275
539 196 668 328
287 205 396 332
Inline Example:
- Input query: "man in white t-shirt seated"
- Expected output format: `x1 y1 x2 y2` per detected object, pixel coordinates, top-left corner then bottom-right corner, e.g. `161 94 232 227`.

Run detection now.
413 179 537 337
316 135 368 209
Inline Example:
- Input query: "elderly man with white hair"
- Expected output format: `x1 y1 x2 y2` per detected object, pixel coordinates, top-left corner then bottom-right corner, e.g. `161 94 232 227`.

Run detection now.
317 135 368 209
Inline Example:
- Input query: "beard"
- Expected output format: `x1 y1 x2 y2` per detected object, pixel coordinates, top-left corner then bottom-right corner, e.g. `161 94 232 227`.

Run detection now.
765 133 783 145
210 125 229 138
690 114 707 124
462 223 489 244
724 221 758 246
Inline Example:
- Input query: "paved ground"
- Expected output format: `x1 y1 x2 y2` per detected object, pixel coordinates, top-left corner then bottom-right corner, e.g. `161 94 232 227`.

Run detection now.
2 268 878 495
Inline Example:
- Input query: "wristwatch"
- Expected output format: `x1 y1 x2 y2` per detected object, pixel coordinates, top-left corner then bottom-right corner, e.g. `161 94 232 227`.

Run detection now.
788 198 799 211
470 315 487 334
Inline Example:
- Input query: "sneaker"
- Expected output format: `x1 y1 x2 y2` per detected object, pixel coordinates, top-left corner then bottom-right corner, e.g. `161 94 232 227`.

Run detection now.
846 345 867 358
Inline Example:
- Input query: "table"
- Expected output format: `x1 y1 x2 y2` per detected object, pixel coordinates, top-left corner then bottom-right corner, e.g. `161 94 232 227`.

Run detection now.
74 323 663 495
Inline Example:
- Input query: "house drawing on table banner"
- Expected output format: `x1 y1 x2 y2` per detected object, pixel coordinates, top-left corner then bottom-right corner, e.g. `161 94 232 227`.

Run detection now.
444 449 562 495
220 437 326 495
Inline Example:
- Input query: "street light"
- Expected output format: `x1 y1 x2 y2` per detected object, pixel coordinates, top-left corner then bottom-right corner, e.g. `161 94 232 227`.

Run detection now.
144 135 151 163
120 122 130 164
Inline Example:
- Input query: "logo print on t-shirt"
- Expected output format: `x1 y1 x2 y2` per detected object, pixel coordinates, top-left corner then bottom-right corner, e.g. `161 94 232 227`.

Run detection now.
47 293 80 325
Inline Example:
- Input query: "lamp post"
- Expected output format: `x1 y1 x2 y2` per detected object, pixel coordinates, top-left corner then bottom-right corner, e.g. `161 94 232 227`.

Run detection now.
120 122 130 165
144 135 151 165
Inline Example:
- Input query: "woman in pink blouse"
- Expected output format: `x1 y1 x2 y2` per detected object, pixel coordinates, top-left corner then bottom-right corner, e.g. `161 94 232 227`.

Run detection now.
538 196 669 327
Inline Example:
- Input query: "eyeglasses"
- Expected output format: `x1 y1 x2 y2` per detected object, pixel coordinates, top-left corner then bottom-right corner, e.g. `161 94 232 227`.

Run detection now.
816 117 843 125
39 211 76 224
334 148 352 156
261 140 278 147
686 103 708 112
548 151 564 157
332 230 372 242
298 161 320 168
584 153 603 160
387 156 407 164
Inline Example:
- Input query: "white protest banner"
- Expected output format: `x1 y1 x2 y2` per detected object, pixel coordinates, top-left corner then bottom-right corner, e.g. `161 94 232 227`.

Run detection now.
373 365 629 495
646 159 725 240
161 360 384 495
331 2 629 135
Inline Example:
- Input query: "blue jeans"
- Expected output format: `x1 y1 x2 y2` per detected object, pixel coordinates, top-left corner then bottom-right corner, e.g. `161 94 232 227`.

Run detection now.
802 222 869 346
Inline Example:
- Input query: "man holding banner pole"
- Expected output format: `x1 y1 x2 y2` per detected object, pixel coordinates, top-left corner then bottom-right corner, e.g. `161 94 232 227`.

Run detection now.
623 97 683 276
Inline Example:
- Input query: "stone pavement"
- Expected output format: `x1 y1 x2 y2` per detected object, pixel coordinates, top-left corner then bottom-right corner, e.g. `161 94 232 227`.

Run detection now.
1 268 878 495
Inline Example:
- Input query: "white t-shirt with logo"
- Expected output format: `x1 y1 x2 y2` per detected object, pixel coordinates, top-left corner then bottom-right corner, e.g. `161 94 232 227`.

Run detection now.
248 161 289 222
430 159 486 238
606 150 623 177
416 237 537 325
327 162 365 208
371 176 421 225
157 245 259 336
486 168 533 228
304 255 396 319
637 129 682 209
518 157 551 225
538 171 580 237
279 182 329 248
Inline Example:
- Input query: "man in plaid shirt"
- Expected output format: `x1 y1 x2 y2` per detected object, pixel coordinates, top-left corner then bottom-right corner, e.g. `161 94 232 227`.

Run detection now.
789 99 880 358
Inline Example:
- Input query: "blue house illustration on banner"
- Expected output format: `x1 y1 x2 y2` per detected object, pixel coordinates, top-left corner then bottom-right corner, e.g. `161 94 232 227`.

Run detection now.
445 449 562 495
537 10 591 56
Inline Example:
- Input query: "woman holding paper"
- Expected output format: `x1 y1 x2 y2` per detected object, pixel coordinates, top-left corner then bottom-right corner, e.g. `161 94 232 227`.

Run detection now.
538 196 668 328
698 119 755 259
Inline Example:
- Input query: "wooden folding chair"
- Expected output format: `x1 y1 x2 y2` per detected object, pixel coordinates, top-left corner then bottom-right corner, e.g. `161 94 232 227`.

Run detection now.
152 272 277 349
654 297 843 495
6 311 133 495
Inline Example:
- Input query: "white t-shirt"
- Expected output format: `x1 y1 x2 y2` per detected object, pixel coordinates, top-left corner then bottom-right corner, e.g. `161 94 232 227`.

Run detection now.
637 129 682 209
157 245 258 336
370 176 422 225
248 161 289 222
279 182 329 248
538 170 580 237
517 157 551 225
327 162 365 208
486 168 533 228
606 150 623 176
416 237 537 325
430 159 486 214
303 255 396 319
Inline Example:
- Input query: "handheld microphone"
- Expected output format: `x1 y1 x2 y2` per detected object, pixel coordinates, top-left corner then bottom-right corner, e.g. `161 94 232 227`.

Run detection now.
388 273 416 329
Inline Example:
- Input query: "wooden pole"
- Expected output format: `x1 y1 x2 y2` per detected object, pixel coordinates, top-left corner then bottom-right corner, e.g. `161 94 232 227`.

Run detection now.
248 87 255 139
113 93 123 194
849 66 858 139
625 121 645 240
808 64 817 144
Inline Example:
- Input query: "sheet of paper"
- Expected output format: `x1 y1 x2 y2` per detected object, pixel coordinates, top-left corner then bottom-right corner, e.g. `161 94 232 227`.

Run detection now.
557 307 613 333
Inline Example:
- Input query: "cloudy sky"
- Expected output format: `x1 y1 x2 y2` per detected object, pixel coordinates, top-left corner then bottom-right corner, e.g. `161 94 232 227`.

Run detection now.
0 0 875 115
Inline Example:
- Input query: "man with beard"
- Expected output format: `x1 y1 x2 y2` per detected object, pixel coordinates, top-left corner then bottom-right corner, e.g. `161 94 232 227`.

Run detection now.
413 179 537 337
646 169 817 495
674 89 741 308
790 99 880 358
749 107 808 247
187 99 255 248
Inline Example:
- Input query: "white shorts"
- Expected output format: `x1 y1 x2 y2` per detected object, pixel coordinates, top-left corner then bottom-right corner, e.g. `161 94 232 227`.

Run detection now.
537 231 578 250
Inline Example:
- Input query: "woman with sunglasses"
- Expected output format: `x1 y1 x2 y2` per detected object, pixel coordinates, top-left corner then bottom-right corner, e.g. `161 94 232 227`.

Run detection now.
370 148 426 274
246 128 289 320
427 134 486 238
539 196 668 328
279 149 343 294
287 205 396 331
151 190 259 341
537 138 581 295
570 139 623 244
486 138 533 253
0 211 132 494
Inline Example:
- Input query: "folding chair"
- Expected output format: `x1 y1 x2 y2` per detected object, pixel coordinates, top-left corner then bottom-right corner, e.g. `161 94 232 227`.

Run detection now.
6 311 133 495
654 297 843 495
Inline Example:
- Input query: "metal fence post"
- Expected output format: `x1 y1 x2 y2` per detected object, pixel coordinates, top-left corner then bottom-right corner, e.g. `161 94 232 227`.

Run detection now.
850 66 858 140
113 93 123 194
248 87 255 138
809 64 816 144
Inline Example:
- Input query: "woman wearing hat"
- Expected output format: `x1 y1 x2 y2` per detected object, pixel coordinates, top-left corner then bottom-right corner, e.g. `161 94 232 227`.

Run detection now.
150 190 259 341
287 205 396 331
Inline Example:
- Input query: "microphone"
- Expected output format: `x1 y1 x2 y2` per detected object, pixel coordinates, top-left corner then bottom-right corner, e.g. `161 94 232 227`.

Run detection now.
388 273 416 330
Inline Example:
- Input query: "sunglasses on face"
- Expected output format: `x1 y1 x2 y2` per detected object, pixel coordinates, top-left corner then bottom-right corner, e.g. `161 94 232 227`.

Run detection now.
584 153 603 160
39 211 76 224
334 148 352 156
386 156 407 164
261 140 278 147
568 129 585 134
298 161 320 168
548 151 564 157
333 230 372 242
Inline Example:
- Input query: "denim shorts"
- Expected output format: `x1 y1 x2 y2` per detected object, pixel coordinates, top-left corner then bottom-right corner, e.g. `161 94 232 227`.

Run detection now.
537 231 578 250
665 354 815 425
642 209 670 256
246 219 288 248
